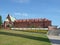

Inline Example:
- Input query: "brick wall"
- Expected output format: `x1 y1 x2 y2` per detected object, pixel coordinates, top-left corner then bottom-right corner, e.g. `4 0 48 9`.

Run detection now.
14 19 51 28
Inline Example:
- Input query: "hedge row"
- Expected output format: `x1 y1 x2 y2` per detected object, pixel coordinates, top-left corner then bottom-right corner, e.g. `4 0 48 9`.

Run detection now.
18 30 48 34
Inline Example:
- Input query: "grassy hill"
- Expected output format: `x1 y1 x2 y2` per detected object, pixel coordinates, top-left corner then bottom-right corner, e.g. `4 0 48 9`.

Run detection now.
0 29 51 45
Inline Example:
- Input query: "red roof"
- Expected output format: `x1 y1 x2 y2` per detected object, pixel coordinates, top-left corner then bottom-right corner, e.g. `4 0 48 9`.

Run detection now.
14 18 51 22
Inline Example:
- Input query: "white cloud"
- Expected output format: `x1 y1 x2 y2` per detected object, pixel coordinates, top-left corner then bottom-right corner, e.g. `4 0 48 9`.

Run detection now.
12 0 30 3
14 12 28 17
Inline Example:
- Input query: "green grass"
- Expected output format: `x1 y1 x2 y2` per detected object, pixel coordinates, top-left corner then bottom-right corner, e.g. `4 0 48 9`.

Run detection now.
0 29 51 45
15 29 48 34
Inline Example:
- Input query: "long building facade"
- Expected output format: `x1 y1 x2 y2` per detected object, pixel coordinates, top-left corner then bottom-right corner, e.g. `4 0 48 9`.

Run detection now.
4 15 51 28
14 19 51 28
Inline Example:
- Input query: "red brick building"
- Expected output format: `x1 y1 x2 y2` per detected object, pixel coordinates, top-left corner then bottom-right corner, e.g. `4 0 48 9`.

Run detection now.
14 19 51 28
4 15 51 28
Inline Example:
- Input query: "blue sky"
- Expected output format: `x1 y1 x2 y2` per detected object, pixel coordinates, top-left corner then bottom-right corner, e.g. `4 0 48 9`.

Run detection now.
0 0 60 27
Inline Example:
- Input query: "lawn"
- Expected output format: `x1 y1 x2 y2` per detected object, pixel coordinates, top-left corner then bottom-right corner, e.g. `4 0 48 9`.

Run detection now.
0 29 51 45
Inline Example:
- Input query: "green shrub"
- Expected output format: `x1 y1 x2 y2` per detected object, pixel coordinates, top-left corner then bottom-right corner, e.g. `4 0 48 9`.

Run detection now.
22 30 48 34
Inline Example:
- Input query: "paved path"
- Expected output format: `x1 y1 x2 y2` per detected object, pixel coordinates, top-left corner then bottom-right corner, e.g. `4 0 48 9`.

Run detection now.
47 35 60 45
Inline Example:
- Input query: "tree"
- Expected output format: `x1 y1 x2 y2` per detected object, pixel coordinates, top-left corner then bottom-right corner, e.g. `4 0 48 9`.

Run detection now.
0 15 2 26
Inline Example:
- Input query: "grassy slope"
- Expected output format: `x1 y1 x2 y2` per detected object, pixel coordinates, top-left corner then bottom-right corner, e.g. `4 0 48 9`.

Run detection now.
0 29 51 45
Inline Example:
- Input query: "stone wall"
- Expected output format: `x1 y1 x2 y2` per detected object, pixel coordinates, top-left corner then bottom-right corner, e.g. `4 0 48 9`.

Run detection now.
47 29 60 36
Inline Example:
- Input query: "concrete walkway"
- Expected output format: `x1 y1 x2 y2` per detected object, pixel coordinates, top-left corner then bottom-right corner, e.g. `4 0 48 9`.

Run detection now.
47 35 60 45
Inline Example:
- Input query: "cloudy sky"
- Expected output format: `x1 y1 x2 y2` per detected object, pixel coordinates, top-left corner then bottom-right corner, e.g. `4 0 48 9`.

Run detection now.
0 0 60 27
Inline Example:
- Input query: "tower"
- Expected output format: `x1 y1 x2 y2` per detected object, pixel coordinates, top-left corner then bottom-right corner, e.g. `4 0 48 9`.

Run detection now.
4 14 16 29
